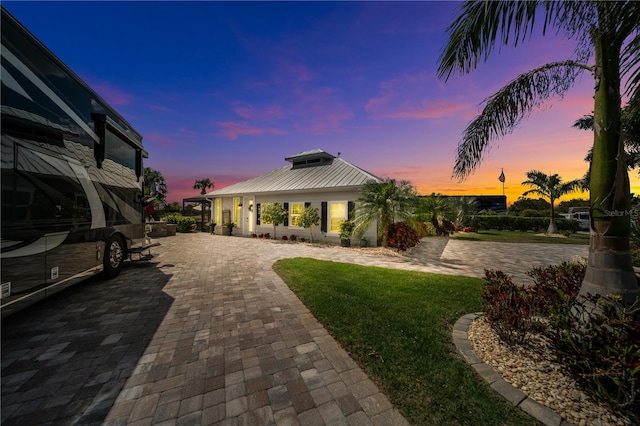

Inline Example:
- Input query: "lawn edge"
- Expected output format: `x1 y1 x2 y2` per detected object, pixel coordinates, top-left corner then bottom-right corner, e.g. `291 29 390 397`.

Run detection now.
452 313 571 426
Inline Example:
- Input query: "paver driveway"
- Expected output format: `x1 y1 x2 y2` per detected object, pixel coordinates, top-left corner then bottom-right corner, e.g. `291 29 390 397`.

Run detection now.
1 234 587 425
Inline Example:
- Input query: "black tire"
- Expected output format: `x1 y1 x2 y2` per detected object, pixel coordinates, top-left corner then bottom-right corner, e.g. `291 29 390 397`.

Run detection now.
103 235 125 278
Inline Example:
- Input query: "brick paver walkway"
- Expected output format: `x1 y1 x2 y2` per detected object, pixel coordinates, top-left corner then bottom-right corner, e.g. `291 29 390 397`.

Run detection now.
1 234 587 425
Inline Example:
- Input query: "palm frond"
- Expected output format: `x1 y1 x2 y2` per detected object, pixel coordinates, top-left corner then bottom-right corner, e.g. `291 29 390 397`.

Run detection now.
453 61 590 180
621 32 640 97
573 114 594 131
437 0 541 81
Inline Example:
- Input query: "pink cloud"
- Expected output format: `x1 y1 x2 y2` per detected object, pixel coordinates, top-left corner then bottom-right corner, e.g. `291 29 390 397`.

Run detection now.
216 121 287 140
147 104 177 113
164 173 259 204
239 60 353 135
284 62 314 82
179 127 198 135
145 133 184 147
232 102 286 121
290 87 354 134
90 81 133 106
366 72 471 120
387 100 469 120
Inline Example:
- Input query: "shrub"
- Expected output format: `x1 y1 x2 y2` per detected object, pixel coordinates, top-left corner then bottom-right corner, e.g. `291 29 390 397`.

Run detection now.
469 215 580 233
420 221 437 237
299 237 306 242
546 294 640 418
262 233 270 239
527 262 585 316
251 233 258 238
630 220 640 249
282 235 288 241
176 216 196 233
164 214 179 224
632 248 640 267
482 261 638 419
460 226 476 233
520 209 544 217
431 218 455 236
481 270 533 345
289 235 297 241
387 221 421 251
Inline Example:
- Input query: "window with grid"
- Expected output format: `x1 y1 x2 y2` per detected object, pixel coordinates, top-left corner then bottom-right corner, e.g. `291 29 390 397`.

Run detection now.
289 202 304 227
329 202 347 232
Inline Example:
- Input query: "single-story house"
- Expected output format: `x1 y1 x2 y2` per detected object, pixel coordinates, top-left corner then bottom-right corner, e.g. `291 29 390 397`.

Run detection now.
205 149 382 245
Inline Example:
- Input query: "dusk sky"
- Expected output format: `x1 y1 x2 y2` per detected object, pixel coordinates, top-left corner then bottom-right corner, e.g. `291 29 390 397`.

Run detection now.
5 1 638 205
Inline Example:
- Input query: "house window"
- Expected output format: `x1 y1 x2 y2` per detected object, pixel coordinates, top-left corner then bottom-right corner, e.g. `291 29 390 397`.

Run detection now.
289 202 304 227
215 199 221 224
233 198 241 224
329 202 347 233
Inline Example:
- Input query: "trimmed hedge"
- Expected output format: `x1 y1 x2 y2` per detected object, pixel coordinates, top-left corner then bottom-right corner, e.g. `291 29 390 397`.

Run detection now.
469 215 580 233
160 214 196 232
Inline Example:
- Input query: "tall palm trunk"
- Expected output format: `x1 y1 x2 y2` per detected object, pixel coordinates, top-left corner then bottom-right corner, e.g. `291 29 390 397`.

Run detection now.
547 195 558 234
581 30 640 301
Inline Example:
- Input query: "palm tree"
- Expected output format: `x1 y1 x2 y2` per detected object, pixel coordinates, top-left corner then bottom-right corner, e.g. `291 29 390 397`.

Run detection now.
144 167 168 206
416 194 455 235
437 1 640 300
575 91 640 189
353 178 417 247
450 196 478 230
521 171 582 234
193 178 214 195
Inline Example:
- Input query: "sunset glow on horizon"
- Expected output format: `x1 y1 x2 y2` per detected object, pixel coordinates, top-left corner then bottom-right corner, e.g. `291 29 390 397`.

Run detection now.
5 1 638 208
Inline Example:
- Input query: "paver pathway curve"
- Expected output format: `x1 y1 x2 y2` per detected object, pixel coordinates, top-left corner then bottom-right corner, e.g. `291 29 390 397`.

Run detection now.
1 234 588 425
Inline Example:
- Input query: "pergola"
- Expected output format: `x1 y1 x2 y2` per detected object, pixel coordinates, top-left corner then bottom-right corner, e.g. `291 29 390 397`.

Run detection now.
182 195 210 231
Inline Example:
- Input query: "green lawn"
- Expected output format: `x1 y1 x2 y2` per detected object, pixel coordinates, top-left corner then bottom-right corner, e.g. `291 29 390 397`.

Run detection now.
451 230 589 245
273 258 540 426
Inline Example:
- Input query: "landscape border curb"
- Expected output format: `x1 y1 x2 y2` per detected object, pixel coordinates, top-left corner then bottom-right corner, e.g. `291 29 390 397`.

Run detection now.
453 313 573 426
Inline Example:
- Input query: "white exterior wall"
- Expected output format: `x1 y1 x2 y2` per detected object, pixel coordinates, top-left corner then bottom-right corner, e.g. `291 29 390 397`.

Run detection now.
212 190 378 246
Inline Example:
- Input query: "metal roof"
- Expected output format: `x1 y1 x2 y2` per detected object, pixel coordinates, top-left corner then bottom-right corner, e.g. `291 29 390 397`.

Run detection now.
285 149 334 163
207 153 381 197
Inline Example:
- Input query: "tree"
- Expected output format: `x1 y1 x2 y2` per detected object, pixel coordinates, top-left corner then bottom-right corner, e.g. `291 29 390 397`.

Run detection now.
557 198 589 214
164 201 182 214
574 91 640 188
416 194 455 235
450 196 478 230
508 197 552 216
144 167 168 207
521 171 582 234
193 178 214 195
437 1 640 300
298 205 320 243
261 203 288 240
353 178 418 247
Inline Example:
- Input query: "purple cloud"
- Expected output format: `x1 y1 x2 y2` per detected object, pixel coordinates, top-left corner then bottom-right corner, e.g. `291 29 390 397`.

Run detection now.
89 81 134 106
366 72 472 120
232 102 286 121
216 121 287 140
145 133 185 147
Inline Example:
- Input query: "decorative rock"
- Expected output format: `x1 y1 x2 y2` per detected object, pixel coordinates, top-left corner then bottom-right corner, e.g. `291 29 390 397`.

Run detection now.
467 317 632 426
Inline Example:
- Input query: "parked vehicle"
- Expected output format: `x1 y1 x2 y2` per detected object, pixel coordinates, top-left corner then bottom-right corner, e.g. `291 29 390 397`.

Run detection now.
560 208 590 231
1 6 153 317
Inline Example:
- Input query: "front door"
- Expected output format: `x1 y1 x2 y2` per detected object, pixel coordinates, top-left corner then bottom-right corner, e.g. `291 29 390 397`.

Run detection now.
247 198 254 234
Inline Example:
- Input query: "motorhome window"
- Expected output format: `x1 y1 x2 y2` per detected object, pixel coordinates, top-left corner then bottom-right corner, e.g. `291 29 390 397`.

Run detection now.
105 128 136 170
2 53 95 148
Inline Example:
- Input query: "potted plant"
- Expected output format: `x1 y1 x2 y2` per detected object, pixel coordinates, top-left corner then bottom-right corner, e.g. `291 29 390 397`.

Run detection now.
338 220 354 247
222 222 235 236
